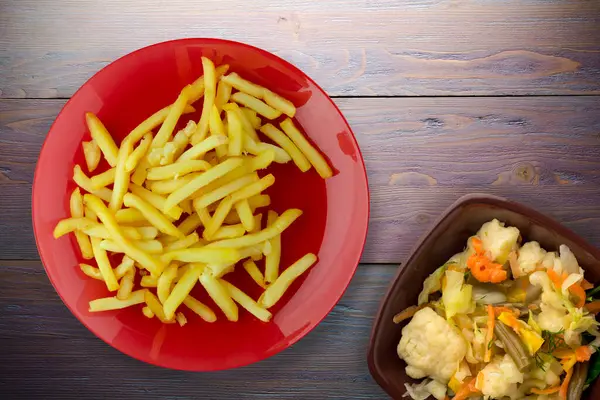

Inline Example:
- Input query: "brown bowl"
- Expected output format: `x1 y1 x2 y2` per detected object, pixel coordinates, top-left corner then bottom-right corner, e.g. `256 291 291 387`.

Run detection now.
367 193 600 400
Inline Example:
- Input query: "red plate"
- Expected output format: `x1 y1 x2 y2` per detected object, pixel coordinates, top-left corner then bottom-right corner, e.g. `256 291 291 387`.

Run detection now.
32 39 369 371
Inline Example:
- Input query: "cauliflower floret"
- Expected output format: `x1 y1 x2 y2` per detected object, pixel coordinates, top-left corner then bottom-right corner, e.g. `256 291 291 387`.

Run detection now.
477 219 520 264
476 354 524 399
517 241 547 275
529 271 569 332
398 307 467 383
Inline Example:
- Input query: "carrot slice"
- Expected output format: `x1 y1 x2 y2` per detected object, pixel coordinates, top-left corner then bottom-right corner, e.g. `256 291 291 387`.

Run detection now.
575 345 592 362
569 283 586 308
452 377 479 400
559 367 574 399
581 279 594 290
547 269 564 289
584 300 600 314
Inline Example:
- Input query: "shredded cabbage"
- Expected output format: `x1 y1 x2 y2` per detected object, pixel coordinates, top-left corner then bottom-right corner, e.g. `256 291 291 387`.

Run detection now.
403 379 447 400
442 270 475 319
418 264 447 305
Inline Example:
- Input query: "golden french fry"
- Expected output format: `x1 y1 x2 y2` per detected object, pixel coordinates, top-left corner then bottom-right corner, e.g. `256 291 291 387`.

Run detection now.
164 232 200 252
208 105 229 159
259 253 317 308
117 267 135 300
53 217 96 238
91 237 119 291
203 196 233 240
84 194 164 275
231 92 281 120
114 255 135 279
126 104 196 145
146 159 212 181
83 223 142 240
225 107 244 156
153 86 191 148
157 263 178 304
199 271 238 321
223 197 268 224
207 208 302 249
164 247 240 265
85 113 119 167
255 142 291 164
232 104 260 142
164 157 243 213
179 198 193 215
176 213 202 236
142 306 155 318
100 239 163 254
115 208 147 225
79 263 103 280
280 118 333 179
191 57 217 144
183 295 217 322
90 168 116 189
146 173 199 195
73 165 113 202
243 259 266 289
210 224 246 240
89 289 146 312
194 205 212 227
176 312 187 327
221 280 271 322
123 193 183 238
163 263 204 320
208 263 236 278
109 136 133 211
265 210 282 284
215 80 232 110
221 73 264 98
82 140 101 172
241 107 261 129
148 120 196 166
187 64 229 104
179 135 229 162
70 188 94 259
194 173 259 209
144 290 174 323
263 89 296 118
260 124 310 172
230 174 275 203
125 132 152 172
234 199 255 232
141 275 158 288
250 213 263 234
137 226 159 239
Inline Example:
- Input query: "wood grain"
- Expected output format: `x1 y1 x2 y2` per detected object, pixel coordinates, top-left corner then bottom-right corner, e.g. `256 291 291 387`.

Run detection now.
1 0 600 98
2 96 600 263
0 260 391 399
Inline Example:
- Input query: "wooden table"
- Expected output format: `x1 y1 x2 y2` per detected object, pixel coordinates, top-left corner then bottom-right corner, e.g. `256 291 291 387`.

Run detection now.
1 1 600 398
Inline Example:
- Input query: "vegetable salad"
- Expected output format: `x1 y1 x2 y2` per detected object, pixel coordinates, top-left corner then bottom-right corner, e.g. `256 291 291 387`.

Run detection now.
395 219 600 400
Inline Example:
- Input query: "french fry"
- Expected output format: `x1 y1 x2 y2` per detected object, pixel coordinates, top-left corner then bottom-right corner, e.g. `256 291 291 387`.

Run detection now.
163 263 204 320
115 208 147 225
73 165 113 202
223 197 269 224
221 280 272 322
91 237 120 291
146 120 196 166
137 226 159 239
187 64 229 104
126 184 184 221
117 267 135 300
157 263 178 304
259 253 317 308
89 289 146 312
53 217 96 238
208 105 229 159
179 198 193 214
183 295 217 322
221 73 265 98
210 224 246 240
83 223 142 240
164 157 243 213
100 239 163 254
144 290 173 323
243 259 266 289
199 271 238 321
153 85 191 148
85 113 119 167
215 80 232 110
141 275 158 288
203 196 233 240
230 174 275 204
114 255 135 279
207 208 302 249
241 107 261 129
79 263 103 280
243 136 290 164
109 136 134 211
176 312 187 327
280 118 333 179
179 135 228 162
163 247 240 265
234 199 255 232
231 104 260 142
176 213 202 236
191 57 217 145
231 92 281 120
194 205 212 228
125 132 152 172
70 188 94 259
90 168 116 189
146 160 212 181
142 306 155 318
146 173 199 195
250 213 263 234
82 140 101 172
164 232 200 252
265 210 282 284
84 194 164 275
126 104 196 145
260 124 310 172
123 192 183 238
263 89 296 118
193 173 259 209
225 107 243 156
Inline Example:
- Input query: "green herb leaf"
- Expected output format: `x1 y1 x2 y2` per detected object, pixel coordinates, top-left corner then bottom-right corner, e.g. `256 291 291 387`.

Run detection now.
586 286 600 299
488 340 493 350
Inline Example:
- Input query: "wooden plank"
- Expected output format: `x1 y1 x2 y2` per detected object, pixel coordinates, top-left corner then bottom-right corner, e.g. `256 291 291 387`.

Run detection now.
1 0 599 98
2 97 600 262
0 260 391 399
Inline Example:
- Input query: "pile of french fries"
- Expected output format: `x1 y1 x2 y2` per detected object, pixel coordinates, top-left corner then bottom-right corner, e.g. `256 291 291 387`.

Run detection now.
53 57 332 326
